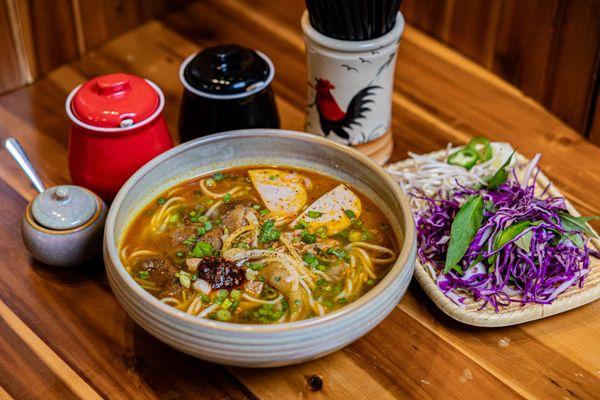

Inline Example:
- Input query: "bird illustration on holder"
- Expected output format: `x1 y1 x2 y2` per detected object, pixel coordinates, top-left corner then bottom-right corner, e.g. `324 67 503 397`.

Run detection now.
314 78 380 141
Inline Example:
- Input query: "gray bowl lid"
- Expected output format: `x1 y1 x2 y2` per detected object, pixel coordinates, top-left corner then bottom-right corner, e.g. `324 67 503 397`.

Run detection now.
31 185 97 230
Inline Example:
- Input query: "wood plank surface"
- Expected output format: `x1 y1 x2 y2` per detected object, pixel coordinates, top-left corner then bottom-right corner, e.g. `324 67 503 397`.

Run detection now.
0 1 599 399
401 0 600 140
0 0 193 95
0 0 28 93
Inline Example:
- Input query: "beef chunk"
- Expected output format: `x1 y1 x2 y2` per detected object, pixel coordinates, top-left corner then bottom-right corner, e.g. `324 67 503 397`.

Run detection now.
202 227 224 250
135 257 177 286
197 256 245 289
221 205 256 232
169 225 197 249
186 257 201 272
159 280 184 300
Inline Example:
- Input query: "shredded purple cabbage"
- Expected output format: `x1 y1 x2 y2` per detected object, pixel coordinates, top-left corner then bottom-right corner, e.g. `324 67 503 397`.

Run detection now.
414 168 599 311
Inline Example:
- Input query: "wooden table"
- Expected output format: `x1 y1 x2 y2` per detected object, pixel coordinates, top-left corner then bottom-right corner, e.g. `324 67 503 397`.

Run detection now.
1 1 599 399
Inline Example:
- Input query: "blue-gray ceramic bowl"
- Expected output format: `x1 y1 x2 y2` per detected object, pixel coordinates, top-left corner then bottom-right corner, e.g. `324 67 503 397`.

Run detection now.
103 129 416 367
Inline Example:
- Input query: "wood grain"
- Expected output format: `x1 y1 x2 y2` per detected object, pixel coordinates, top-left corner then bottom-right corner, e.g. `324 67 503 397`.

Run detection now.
0 0 599 399
589 82 600 144
0 0 192 95
27 0 80 76
401 0 600 140
0 0 27 93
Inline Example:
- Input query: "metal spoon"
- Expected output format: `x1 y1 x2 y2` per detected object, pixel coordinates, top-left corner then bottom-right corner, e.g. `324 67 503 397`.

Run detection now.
4 138 46 193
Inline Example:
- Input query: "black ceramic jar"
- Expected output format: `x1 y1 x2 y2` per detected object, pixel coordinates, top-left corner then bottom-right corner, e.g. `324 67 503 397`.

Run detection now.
178 45 280 142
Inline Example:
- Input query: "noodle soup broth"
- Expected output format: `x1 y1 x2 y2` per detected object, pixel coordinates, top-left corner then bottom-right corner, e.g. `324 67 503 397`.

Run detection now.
120 166 398 324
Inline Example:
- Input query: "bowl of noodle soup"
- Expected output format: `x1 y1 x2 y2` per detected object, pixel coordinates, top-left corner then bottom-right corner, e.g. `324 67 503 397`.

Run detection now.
104 129 416 367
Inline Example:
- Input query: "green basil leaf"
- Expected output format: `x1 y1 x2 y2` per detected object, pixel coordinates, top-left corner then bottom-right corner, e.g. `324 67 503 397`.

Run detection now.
514 230 533 252
444 195 484 274
557 211 600 239
562 232 584 249
490 220 532 265
486 150 515 189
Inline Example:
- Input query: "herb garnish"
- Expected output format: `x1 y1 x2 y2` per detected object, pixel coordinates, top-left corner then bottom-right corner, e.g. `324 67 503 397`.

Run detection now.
444 194 484 273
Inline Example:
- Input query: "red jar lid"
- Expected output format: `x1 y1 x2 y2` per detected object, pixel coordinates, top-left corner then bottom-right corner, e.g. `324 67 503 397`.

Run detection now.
71 73 159 128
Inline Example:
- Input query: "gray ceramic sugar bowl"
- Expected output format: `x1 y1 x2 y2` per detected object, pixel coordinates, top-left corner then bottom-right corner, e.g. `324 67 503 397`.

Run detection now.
6 138 107 267
22 185 106 267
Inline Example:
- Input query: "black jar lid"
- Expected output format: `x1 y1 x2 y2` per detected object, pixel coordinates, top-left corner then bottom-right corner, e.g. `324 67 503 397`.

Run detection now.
180 45 274 99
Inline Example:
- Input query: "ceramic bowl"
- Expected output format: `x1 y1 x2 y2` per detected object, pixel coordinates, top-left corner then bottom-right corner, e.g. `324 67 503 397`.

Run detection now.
103 129 416 367
22 190 106 267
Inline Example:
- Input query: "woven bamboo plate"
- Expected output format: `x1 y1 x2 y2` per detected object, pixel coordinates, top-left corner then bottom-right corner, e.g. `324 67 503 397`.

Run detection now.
386 148 600 327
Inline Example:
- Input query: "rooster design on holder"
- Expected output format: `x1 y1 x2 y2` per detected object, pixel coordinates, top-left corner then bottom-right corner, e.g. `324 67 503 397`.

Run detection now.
314 78 380 141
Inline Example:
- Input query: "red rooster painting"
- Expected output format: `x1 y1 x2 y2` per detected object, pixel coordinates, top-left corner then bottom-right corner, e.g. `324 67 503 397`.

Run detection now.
314 78 380 140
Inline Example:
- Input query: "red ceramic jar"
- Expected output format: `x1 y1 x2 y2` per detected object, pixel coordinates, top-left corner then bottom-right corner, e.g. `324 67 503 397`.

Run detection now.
66 73 173 200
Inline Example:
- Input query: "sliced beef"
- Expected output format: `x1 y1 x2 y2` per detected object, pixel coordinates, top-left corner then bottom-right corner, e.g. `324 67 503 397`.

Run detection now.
221 205 256 232
135 257 177 286
202 227 224 250
159 280 184 300
169 225 197 249
196 256 245 289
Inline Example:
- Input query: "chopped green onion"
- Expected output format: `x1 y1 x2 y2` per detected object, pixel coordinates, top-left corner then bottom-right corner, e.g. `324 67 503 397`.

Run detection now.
204 221 213 231
344 209 356 219
213 172 224 181
301 230 317 244
308 210 322 218
337 298 348 304
190 241 212 258
221 298 233 310
316 225 328 238
197 227 206 236
230 289 241 300
205 178 216 187
138 271 149 279
247 262 264 271
215 309 231 321
189 211 197 217
269 175 277 180
349 230 362 242
223 193 232 203
217 289 229 299
252 204 261 210
316 278 327 286
303 252 319 268
190 217 198 223
175 251 185 258
179 274 191 288
259 219 281 243
294 219 308 230
367 279 375 285
274 276 281 282
259 209 269 216
169 214 180 223
327 248 348 260
157 197 166 205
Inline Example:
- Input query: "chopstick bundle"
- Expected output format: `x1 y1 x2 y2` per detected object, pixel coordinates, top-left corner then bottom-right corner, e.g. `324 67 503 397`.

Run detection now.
305 0 403 41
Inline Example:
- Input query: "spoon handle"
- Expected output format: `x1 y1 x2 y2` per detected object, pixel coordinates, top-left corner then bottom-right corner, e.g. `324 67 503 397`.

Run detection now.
4 138 46 193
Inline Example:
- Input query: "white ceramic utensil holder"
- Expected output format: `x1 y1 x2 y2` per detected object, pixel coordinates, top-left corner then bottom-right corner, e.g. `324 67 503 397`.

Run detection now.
302 11 405 164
